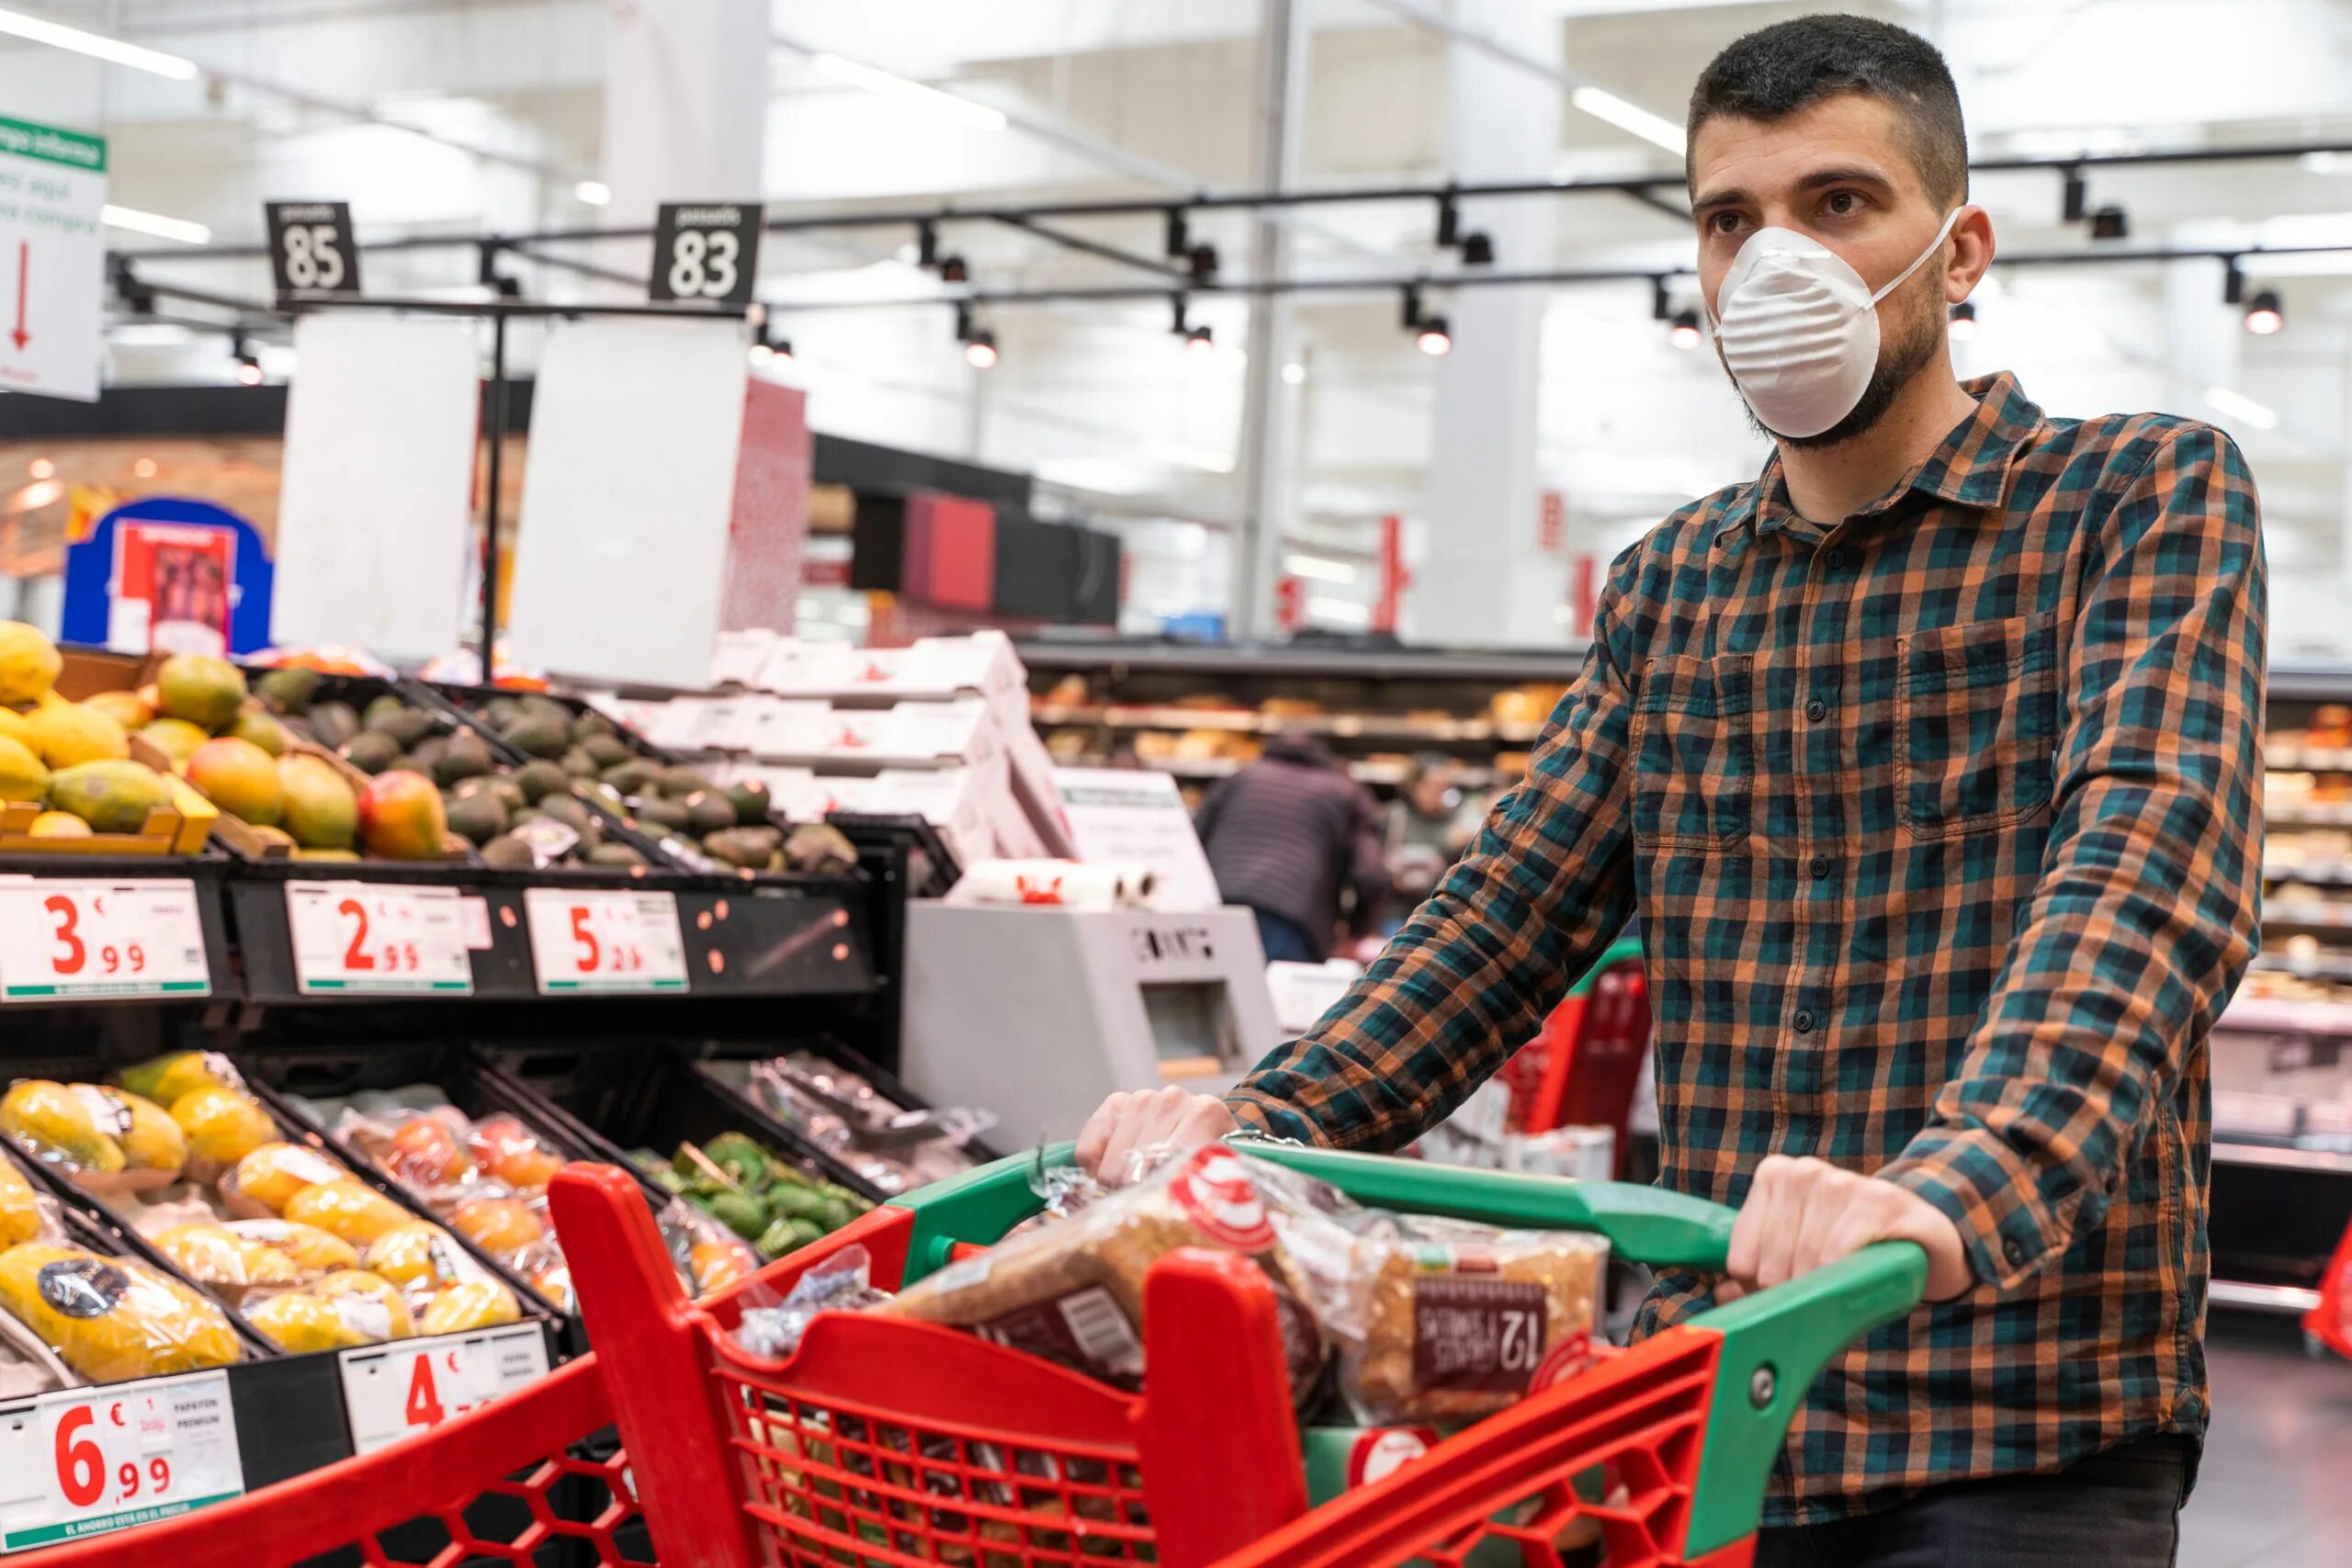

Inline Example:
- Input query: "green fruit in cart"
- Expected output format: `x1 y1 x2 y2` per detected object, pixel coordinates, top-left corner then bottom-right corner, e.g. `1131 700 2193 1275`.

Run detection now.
559 747 598 778
358 770 447 860
658 764 716 797
187 736 285 827
444 791 509 846
581 733 634 769
480 834 536 869
785 1217 825 1249
278 753 359 849
504 716 571 759
724 778 773 827
0 735 50 804
253 667 321 714
140 716 209 768
752 1217 797 1258
227 706 289 756
434 732 493 785
155 652 247 732
306 700 359 749
681 791 738 836
601 759 658 795
585 843 646 868
702 1190 767 1241
514 760 568 803
632 795 692 832
49 759 173 834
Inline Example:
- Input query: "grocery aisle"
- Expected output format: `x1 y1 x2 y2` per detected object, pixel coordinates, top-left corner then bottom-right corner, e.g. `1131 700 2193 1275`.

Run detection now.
2179 1320 2352 1565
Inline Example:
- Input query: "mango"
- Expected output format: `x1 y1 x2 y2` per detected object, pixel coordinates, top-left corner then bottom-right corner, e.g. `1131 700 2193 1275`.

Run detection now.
312 1269 414 1338
246 1289 372 1353
83 689 154 730
419 1279 520 1336
0 623 59 707
0 1160 43 1247
27 812 89 839
358 770 447 860
25 704 129 769
169 1085 275 1165
0 1080 124 1173
286 1179 411 1247
49 759 172 834
0 1244 241 1381
155 653 246 732
187 736 284 827
229 1141 346 1213
278 753 358 851
0 737 48 806
139 716 209 769
226 707 288 756
363 1221 460 1288
115 1091 187 1175
119 1051 236 1107
450 1196 543 1256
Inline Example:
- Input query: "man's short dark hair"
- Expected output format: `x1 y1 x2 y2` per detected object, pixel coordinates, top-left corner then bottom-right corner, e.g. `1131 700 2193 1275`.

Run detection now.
1688 15 1968 206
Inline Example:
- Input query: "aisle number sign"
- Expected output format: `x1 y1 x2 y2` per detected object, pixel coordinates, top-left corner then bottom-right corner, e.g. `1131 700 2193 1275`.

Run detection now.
523 887 687 993
339 1325 550 1456
264 201 360 299
649 202 763 306
0 115 107 403
0 880 209 1001
0 1371 243 1552
285 881 473 994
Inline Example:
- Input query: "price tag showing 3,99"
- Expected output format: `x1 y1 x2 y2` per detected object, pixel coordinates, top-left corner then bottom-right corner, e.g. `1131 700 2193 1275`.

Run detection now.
523 888 687 994
285 882 473 995
339 1325 550 1457
0 881 210 1002
0 1371 243 1552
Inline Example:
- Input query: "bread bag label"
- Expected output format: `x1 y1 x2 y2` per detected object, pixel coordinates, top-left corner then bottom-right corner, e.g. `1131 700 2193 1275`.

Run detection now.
1410 1274 1547 1393
973 1283 1144 1382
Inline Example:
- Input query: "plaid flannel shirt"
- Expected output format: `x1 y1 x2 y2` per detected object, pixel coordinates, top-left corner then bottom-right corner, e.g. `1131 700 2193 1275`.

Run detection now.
1228 373 2266 1524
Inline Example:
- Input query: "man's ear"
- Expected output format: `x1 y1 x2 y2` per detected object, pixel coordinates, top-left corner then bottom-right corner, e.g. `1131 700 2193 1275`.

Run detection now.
1946 204 1996 302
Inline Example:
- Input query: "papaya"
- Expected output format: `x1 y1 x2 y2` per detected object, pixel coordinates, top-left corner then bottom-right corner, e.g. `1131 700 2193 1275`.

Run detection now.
0 623 60 707
0 1244 241 1380
0 1160 44 1247
119 1051 236 1106
286 1179 412 1247
0 736 49 804
26 704 129 769
312 1269 415 1338
0 1080 126 1172
419 1279 519 1335
28 812 88 839
170 1085 275 1165
83 689 154 731
50 760 172 833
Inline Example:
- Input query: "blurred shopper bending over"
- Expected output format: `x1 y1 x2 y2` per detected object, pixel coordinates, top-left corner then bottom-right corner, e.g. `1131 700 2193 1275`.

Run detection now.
1193 728 1385 963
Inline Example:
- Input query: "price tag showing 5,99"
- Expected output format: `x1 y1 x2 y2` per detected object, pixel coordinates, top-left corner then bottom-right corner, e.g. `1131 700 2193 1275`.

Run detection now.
523 888 687 994
0 1371 244 1553
285 882 473 995
0 881 211 1002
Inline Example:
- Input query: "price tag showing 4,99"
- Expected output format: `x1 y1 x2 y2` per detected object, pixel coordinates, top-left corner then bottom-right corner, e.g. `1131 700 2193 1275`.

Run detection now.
0 881 210 1002
285 882 473 995
523 888 687 994
0 1371 243 1552
339 1325 550 1457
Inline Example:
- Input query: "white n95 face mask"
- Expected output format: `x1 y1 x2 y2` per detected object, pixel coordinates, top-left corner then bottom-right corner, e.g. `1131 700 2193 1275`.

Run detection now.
1709 208 1963 439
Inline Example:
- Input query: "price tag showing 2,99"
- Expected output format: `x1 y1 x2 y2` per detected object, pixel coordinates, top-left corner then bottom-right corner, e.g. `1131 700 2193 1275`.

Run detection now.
285 881 473 995
0 881 211 1002
523 887 688 994
0 1371 243 1553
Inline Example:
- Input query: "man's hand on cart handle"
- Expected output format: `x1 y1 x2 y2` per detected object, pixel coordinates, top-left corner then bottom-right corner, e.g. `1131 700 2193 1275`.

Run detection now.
1077 1087 1239 1185
1721 1155 1973 1303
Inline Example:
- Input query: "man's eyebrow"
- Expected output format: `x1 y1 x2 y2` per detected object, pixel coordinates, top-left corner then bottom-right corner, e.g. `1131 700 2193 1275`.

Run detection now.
1690 166 1898 213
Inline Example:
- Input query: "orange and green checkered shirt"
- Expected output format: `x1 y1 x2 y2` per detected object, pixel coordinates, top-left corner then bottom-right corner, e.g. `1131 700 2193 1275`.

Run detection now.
1228 372 2265 1525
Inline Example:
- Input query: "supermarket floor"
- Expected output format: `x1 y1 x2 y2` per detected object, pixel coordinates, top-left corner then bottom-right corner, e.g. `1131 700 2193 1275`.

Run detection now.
2178 1315 2352 1565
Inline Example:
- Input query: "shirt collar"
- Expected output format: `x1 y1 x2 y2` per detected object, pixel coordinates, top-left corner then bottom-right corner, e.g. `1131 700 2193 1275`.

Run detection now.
1712 371 2045 547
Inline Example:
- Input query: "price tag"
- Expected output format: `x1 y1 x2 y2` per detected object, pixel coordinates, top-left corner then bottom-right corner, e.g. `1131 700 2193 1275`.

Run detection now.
263 201 360 299
339 1325 550 1457
285 882 473 995
0 881 210 1001
524 888 687 994
0 1371 243 1552
649 201 763 306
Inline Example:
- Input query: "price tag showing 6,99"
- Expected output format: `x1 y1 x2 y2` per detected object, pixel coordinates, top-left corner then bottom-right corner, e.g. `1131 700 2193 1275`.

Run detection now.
523 888 687 994
285 881 473 995
0 881 211 1002
0 1371 244 1552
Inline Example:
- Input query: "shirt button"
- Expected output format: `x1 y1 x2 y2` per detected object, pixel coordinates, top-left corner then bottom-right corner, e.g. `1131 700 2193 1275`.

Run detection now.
1792 1010 1815 1034
1809 855 1831 879
2003 1236 2027 1266
1826 547 1848 570
1805 698 1828 723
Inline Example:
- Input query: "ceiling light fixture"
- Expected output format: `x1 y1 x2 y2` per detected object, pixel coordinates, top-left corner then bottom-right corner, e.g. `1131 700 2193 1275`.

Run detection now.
1948 299 1979 341
1281 361 1306 386
232 337 264 386
2089 205 2130 241
1669 308 1702 349
100 205 210 244
2244 288 2285 334
954 303 997 369
1184 323 1214 351
1401 285 1452 356
2204 386 2279 429
1568 85 1686 153
810 51 1008 132
573 180 612 207
0 6 196 80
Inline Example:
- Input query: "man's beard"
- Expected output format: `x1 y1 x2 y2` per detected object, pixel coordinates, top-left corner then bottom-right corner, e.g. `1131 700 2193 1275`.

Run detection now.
1728 276 1947 450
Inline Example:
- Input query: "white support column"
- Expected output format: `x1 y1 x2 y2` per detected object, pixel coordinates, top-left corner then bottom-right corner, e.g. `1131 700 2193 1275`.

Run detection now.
1405 0 1564 649
599 0 771 225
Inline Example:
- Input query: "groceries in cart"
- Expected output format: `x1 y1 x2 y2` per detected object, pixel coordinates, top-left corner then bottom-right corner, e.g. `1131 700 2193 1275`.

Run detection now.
628 1132 874 1262
0 1150 243 1391
732 1051 995 1195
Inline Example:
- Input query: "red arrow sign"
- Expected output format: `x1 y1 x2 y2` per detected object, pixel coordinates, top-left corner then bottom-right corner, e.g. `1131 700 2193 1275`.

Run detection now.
9 242 25 352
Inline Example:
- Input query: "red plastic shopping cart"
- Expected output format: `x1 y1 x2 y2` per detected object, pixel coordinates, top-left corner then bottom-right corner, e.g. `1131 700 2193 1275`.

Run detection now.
2309 1213 2352 1363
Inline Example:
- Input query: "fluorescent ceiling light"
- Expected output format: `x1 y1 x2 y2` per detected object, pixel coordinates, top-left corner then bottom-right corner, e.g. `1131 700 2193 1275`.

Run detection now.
1569 85 1685 153
1285 554 1358 584
101 205 209 244
2301 152 2352 175
573 179 612 207
2204 386 2278 430
811 51 1007 132
1281 361 1306 385
1306 596 1372 626
0 7 196 79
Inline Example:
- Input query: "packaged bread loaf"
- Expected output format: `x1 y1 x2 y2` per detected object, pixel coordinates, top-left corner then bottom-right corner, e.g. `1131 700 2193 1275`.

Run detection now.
880 1145 1330 1405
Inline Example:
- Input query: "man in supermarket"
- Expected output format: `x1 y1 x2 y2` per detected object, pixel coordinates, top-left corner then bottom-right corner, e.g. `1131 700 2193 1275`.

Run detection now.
1080 14 2262 1565
1192 726 1389 963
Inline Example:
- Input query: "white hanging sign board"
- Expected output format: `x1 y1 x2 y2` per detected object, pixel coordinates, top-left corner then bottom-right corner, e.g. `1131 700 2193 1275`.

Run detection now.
1052 769 1222 911
0 116 106 403
505 318 747 688
275 312 482 660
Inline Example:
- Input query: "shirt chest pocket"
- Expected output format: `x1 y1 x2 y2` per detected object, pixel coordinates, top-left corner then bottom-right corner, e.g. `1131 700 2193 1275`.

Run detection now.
1631 652 1755 851
1894 612 2062 839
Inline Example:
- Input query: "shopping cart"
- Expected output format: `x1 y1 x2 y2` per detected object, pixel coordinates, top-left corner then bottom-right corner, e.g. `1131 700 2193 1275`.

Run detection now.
540 1143 1925 1568
2309 1212 2352 1363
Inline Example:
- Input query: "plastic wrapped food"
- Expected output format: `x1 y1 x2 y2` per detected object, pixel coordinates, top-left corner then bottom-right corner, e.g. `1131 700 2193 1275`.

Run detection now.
628 1133 872 1264
732 1243 890 1359
153 1219 362 1302
243 1270 416 1352
744 1054 992 1196
653 1197 762 1297
0 1243 242 1383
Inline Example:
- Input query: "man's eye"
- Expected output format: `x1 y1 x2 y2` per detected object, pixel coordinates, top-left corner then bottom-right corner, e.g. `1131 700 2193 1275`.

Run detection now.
1710 211 1747 235
1824 191 1862 216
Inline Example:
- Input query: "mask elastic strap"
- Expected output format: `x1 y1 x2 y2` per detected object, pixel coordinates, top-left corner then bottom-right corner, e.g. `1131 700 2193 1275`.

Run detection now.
1868 206 1965 305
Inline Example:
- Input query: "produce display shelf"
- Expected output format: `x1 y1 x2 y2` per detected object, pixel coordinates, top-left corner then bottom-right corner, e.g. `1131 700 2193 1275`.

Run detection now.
1018 637 1585 683
1032 702 1544 745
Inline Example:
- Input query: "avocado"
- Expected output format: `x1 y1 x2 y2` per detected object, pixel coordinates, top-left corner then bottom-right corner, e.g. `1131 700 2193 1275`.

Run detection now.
435 732 494 785
362 694 407 730
480 698 523 731
601 759 659 796
368 706 439 749
254 668 322 714
306 700 359 749
341 731 401 774
571 709 616 740
682 790 738 836
585 843 648 868
559 747 598 778
658 764 716 797
582 734 635 769
785 823 858 875
703 826 782 870
516 696 574 734
582 783 624 816
444 791 509 845
631 796 693 831
723 778 773 827
504 716 571 759
411 734 449 770
538 795 596 836
514 760 569 803
389 753 430 776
